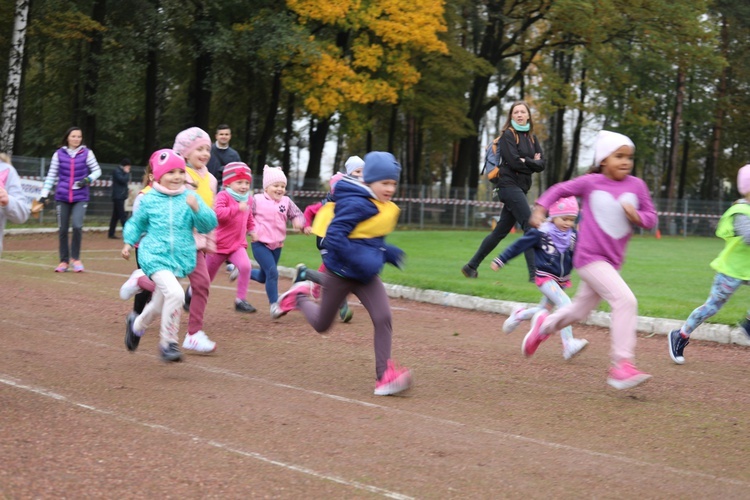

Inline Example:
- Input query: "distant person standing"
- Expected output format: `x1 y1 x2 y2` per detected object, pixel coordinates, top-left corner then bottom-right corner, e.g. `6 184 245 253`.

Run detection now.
207 124 241 181
108 158 131 239
40 126 102 273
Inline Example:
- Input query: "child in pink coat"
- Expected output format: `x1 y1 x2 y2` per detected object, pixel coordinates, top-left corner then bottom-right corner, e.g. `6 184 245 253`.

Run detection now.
205 162 257 313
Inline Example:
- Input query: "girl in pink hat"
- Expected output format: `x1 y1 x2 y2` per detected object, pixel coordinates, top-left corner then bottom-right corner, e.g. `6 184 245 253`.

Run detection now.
491 196 589 361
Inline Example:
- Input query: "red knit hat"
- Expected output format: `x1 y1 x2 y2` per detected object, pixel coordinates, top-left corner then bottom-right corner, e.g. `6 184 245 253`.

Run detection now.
222 162 252 187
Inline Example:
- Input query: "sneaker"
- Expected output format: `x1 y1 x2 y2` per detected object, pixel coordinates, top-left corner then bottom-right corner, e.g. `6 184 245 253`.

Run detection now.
607 360 651 390
502 306 526 334
120 269 145 300
235 300 257 313
374 360 413 396
563 338 589 360
72 260 84 272
668 329 689 365
182 330 216 353
461 264 478 278
183 287 192 312
226 262 236 274
293 263 308 283
277 281 315 315
521 310 550 357
270 302 285 319
228 265 239 282
54 262 68 273
740 318 750 340
124 311 143 352
160 342 183 362
339 302 353 323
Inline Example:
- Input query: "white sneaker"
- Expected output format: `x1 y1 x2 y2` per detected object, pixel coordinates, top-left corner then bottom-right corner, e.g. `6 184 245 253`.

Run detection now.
270 302 285 320
182 330 216 353
563 338 589 360
229 266 239 282
502 306 525 334
119 269 145 300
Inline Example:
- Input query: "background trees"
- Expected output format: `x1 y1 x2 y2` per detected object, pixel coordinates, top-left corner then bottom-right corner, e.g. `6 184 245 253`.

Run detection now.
0 0 744 199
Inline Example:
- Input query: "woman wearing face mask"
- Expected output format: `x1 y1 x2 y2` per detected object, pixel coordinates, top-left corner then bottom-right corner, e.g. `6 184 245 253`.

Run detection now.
462 101 545 281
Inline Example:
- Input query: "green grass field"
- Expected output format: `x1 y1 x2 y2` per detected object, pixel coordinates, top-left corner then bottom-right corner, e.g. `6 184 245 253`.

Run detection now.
276 230 749 327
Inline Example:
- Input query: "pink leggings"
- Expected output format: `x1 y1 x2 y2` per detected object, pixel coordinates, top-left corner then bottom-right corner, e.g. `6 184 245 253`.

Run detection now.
206 248 252 301
541 261 638 363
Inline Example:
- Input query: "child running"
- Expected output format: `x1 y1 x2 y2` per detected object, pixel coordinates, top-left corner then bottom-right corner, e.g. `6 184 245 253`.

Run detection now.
526 130 657 390
668 164 750 364
205 162 257 313
275 151 412 396
294 171 353 322
173 127 219 353
249 165 306 318
122 149 217 362
491 196 589 360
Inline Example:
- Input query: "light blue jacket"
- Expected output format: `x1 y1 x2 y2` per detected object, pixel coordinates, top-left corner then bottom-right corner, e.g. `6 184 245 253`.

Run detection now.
123 188 217 278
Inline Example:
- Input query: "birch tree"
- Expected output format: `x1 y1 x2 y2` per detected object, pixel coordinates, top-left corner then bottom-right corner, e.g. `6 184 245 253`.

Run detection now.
0 0 29 154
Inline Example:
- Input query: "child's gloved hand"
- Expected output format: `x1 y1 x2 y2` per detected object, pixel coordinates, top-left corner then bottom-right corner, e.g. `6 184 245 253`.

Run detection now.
80 176 92 187
384 246 405 269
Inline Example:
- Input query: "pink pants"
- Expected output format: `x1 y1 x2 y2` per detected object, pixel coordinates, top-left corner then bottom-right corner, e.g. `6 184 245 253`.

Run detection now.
541 260 638 363
187 251 210 335
206 248 252 301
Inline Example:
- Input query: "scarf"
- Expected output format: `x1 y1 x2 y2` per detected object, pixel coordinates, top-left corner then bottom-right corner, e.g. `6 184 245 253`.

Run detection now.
152 181 186 196
225 187 249 202
511 120 530 132
540 221 572 254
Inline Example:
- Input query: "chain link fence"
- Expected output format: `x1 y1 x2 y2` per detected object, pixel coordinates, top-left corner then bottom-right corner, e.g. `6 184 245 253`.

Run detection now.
10 155 730 236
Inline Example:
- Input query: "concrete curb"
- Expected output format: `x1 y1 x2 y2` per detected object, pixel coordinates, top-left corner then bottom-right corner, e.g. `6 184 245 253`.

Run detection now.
8 227 748 347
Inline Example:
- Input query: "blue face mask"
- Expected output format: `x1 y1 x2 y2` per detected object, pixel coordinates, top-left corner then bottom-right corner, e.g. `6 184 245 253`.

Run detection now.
225 187 249 202
511 120 530 132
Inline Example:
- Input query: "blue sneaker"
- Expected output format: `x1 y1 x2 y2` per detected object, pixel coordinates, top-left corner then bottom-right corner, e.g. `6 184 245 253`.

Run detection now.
339 302 353 323
160 342 183 362
294 263 307 283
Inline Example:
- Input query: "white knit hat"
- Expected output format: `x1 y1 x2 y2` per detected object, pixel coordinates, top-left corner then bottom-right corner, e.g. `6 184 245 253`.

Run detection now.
345 155 365 175
594 131 635 167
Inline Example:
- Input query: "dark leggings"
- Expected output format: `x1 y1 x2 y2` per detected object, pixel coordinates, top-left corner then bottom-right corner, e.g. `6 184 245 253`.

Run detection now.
297 271 392 380
133 247 152 314
467 186 535 278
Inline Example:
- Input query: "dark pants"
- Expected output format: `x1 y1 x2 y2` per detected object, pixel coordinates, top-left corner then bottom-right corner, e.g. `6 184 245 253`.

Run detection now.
109 199 128 237
56 201 87 263
133 246 152 314
298 271 392 380
466 186 536 278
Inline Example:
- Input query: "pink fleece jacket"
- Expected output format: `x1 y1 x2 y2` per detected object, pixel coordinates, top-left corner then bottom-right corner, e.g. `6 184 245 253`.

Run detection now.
213 190 256 254
536 173 657 270
251 192 305 250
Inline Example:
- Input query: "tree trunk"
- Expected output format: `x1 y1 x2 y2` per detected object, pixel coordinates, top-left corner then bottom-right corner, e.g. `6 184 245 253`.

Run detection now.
566 66 587 181
701 16 728 200
82 0 106 150
666 67 685 200
0 0 30 154
282 92 294 171
256 70 282 171
143 46 158 161
306 116 330 188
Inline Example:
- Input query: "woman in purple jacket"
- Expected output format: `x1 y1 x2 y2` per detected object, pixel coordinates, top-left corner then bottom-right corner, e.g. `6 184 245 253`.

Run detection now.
40 127 102 272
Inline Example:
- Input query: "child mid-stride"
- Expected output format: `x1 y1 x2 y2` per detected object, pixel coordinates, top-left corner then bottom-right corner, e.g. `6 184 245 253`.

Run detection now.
121 149 217 362
275 151 413 396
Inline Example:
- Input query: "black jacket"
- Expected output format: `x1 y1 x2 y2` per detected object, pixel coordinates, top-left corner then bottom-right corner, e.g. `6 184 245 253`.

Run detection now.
495 128 545 193
111 166 130 200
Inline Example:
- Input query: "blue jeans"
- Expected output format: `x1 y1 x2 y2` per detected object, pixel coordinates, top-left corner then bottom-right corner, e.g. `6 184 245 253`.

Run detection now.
251 242 282 304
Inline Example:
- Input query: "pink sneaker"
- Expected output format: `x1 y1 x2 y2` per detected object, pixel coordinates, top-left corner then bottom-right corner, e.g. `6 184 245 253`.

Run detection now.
72 260 85 272
277 281 315 314
521 310 550 357
607 360 651 390
374 360 412 396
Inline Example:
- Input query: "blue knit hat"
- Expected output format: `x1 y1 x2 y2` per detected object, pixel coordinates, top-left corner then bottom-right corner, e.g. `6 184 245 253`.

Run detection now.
363 152 401 183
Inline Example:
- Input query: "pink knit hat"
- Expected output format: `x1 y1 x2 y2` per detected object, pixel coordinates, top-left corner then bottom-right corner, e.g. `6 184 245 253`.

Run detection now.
222 162 252 187
149 149 186 182
262 165 287 189
548 196 579 218
172 127 211 160
738 164 750 196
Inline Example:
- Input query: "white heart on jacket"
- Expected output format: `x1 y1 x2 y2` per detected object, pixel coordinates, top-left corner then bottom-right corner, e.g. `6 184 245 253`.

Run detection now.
589 190 638 240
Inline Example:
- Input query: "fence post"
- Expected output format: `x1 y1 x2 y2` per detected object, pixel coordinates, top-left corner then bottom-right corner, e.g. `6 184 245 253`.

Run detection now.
683 198 688 237
419 185 425 229
464 187 469 228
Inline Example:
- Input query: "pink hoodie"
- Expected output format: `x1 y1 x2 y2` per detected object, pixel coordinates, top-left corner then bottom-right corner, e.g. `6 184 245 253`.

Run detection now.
251 192 304 250
213 190 256 254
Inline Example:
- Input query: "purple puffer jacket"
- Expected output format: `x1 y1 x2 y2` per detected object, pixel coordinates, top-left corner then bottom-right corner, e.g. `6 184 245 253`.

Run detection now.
55 147 91 203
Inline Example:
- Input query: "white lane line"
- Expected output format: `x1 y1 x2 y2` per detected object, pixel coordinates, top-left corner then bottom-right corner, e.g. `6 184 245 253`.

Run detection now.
0 375 414 500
